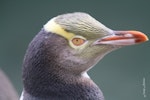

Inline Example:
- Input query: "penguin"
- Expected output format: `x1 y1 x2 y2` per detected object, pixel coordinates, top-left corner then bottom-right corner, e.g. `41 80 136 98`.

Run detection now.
0 69 19 100
20 12 148 100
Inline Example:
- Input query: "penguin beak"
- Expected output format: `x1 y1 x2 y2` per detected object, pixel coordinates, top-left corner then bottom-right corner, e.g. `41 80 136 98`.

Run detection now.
94 30 149 46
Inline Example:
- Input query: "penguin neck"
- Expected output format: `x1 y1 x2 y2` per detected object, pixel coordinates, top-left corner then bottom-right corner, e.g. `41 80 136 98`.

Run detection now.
23 57 100 98
23 61 103 99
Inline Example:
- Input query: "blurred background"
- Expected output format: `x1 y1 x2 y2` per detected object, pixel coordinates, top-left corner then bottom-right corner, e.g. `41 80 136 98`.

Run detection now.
0 0 149 100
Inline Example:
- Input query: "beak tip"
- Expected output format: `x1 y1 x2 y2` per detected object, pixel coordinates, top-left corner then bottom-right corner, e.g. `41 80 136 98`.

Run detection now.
145 36 149 41
128 30 149 43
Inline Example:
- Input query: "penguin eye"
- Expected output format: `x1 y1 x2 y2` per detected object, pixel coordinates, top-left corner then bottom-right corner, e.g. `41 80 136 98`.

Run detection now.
72 38 86 46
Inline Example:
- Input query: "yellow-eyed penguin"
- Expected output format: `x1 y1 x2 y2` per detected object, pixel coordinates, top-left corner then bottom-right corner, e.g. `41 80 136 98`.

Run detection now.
20 12 148 100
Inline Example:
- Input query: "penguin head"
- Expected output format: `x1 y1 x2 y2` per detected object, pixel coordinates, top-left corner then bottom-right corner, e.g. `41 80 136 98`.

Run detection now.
42 12 148 75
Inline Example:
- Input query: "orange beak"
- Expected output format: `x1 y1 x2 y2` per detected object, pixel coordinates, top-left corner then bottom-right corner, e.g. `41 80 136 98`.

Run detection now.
96 30 149 46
